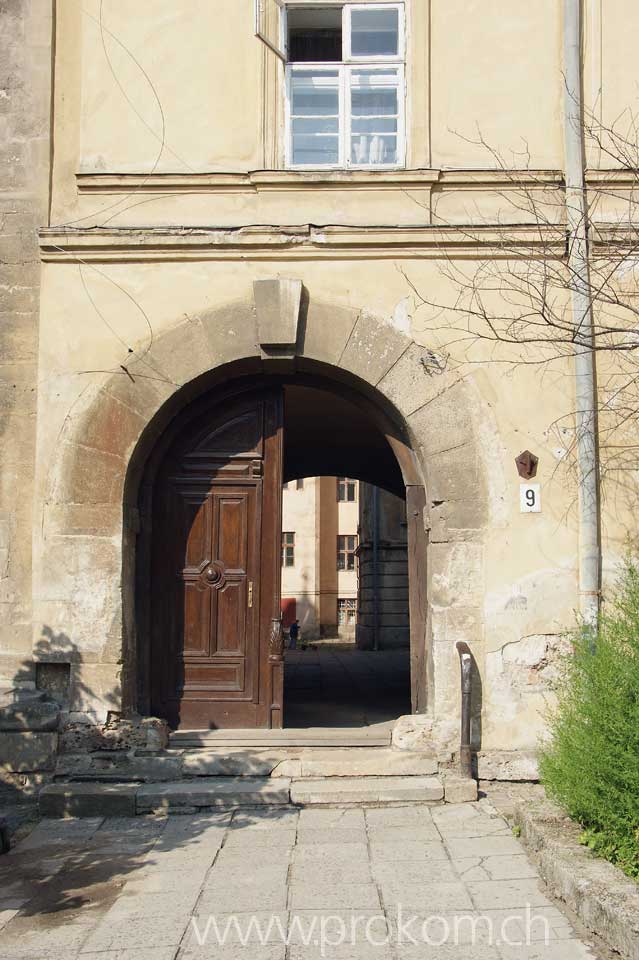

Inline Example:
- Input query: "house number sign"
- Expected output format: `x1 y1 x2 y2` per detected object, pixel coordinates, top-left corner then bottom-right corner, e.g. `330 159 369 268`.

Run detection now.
520 483 541 513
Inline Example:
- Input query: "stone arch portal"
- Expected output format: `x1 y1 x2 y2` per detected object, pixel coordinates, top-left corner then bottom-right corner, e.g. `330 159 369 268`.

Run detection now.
46 284 488 739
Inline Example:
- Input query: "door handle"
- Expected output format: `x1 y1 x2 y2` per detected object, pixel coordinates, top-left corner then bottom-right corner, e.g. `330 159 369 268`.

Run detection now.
248 581 253 608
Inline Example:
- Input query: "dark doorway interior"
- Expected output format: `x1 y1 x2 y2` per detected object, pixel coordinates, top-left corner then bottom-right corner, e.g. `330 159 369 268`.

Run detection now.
280 384 412 728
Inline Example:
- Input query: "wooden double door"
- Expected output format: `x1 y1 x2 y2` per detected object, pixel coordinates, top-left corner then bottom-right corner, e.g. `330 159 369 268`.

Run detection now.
149 389 284 729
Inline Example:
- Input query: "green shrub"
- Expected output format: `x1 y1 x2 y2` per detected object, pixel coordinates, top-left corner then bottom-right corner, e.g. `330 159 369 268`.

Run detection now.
540 557 639 879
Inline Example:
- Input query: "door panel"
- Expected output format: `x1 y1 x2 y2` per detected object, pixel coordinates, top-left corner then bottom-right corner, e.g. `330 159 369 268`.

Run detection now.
150 389 283 730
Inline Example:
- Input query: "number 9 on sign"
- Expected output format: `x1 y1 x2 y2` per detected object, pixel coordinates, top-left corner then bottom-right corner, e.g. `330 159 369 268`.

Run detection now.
520 483 541 513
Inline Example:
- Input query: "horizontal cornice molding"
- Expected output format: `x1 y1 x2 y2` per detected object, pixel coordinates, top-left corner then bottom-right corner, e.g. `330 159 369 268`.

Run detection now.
73 168 639 197
75 168 566 195
39 224 570 262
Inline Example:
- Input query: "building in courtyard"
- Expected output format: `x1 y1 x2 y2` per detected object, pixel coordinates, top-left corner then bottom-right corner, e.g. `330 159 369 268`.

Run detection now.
281 477 360 641
1 0 638 780
280 476 409 647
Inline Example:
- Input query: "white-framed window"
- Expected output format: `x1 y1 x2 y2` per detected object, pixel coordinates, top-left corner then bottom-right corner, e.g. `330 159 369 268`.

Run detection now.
337 534 358 571
282 531 295 567
337 477 357 502
284 3 405 169
338 597 357 625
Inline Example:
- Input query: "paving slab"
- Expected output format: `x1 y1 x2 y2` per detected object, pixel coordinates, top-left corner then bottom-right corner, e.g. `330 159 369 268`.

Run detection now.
289 861 373 884
372 859 458 884
445 834 525 859
182 945 286 960
467 878 554 910
297 806 365 828
380 880 475 912
292 841 370 864
79 912 190 952
185 911 290 946
290 881 382 911
295 827 367 845
80 950 177 960
453 854 539 882
365 804 437 828
369 839 449 861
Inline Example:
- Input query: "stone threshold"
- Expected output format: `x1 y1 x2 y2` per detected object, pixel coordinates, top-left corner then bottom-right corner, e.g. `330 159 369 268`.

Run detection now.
39 773 477 818
170 726 393 747
513 793 639 960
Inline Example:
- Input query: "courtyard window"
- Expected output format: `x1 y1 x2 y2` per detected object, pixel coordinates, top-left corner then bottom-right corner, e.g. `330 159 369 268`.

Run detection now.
285 3 405 169
337 477 357 502
338 597 357 625
337 534 358 570
282 531 295 566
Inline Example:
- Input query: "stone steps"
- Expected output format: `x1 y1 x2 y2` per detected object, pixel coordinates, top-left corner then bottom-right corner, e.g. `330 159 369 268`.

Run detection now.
40 774 467 817
180 747 439 779
170 726 393 748
54 746 438 781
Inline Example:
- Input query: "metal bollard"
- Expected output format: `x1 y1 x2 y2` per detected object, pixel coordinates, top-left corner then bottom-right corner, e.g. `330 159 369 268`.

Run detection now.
456 641 473 779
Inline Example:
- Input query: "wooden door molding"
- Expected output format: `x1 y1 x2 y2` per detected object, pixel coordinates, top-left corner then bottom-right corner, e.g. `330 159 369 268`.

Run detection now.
148 388 283 729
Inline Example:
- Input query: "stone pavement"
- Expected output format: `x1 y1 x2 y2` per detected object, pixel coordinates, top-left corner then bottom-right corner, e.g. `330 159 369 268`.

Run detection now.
0 799 605 959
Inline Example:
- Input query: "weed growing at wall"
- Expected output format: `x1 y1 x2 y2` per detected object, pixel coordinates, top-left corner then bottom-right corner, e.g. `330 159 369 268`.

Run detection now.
540 557 639 879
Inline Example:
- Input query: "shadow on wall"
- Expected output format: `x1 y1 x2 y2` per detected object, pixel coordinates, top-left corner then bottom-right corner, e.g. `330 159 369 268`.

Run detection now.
1 628 122 831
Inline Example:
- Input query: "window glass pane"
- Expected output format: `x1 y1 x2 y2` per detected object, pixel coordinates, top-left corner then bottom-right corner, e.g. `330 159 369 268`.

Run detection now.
350 70 399 166
291 70 340 166
352 116 397 134
293 136 339 165
350 8 399 57
293 117 339 136
351 135 397 165
288 6 342 63
291 71 339 115
351 86 398 117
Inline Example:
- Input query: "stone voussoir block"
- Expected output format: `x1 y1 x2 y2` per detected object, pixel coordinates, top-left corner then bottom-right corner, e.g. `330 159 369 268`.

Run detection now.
340 312 410 390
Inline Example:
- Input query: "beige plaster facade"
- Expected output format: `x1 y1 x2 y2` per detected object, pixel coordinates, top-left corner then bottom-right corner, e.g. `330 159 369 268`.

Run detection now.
1 0 638 777
281 477 359 640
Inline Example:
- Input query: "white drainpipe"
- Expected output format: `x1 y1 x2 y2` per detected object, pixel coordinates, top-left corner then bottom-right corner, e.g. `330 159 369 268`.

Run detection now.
563 0 601 628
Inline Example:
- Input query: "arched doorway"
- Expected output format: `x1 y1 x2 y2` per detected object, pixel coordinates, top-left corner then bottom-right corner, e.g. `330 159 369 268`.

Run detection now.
135 364 428 731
